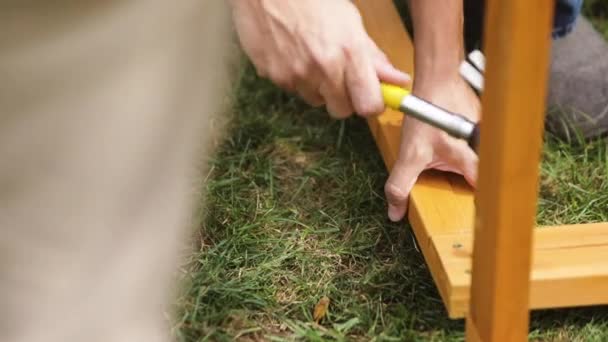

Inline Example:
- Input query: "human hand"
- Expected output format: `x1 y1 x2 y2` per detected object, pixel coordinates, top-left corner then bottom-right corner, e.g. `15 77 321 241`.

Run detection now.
384 77 480 222
229 0 411 118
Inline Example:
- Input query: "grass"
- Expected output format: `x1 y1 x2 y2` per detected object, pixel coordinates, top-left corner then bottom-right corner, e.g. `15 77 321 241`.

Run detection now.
585 0 608 37
539 0 608 226
172 3 608 341
539 136 608 225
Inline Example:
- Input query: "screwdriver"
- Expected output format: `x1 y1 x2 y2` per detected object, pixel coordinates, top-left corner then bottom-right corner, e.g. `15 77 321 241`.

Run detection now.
381 83 480 153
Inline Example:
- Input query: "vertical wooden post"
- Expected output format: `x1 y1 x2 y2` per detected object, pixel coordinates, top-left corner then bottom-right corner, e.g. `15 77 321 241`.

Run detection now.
466 0 554 341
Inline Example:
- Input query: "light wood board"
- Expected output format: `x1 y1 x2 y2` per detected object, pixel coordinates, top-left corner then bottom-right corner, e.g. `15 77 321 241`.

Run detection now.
353 0 608 320
466 0 554 339
440 223 608 318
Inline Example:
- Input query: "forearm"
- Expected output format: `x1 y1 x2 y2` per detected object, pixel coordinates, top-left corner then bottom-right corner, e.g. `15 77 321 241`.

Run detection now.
409 0 465 89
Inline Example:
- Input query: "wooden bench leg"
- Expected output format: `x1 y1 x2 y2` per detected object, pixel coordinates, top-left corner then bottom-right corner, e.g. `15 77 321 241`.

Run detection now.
466 0 555 341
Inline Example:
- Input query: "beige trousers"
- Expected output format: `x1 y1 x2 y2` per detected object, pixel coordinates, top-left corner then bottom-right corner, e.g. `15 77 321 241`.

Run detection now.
0 1 231 341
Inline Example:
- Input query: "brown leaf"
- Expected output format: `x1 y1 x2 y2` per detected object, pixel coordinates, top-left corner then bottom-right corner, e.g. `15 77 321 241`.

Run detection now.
313 296 330 323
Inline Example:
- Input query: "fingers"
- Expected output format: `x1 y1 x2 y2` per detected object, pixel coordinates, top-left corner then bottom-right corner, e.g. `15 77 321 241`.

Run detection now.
384 138 478 223
370 42 412 87
344 45 384 117
297 85 324 107
344 41 412 117
384 142 431 222
375 62 412 88
295 67 324 107
430 138 479 188
283 40 412 119
319 71 354 119
452 143 479 188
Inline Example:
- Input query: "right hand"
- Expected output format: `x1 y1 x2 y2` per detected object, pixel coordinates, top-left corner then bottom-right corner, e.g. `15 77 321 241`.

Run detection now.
229 0 411 118
384 77 481 222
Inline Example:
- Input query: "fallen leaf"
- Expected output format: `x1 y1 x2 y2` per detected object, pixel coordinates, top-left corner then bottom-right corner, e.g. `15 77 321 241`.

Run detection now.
313 296 330 323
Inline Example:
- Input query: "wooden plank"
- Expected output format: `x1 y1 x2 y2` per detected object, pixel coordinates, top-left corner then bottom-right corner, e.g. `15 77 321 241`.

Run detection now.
354 0 608 328
466 319 483 342
435 223 608 318
353 0 477 310
355 0 408 172
466 0 554 340
374 111 401 169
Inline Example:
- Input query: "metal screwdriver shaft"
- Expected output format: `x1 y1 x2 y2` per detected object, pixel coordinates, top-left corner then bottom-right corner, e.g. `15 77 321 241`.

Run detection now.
381 83 480 152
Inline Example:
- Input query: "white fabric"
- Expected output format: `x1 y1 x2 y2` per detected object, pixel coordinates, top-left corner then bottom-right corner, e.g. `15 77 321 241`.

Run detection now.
0 1 231 341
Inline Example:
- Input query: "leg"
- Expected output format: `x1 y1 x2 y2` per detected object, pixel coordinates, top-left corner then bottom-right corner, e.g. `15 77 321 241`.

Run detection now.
466 0 554 340
547 14 608 140
0 1 231 341
464 0 608 140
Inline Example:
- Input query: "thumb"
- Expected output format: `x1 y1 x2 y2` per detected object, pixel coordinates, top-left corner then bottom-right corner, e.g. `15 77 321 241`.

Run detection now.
384 146 429 222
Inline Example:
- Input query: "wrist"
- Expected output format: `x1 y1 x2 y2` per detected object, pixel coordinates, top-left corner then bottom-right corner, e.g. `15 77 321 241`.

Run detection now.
413 30 465 85
413 69 464 94
409 0 465 86
412 74 469 99
414 56 462 85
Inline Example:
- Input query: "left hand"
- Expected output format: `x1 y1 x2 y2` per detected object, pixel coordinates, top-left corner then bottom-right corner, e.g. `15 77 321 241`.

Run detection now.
384 77 480 222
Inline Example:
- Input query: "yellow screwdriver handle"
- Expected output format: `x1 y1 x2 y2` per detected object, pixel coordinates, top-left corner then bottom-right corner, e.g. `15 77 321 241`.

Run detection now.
381 83 411 110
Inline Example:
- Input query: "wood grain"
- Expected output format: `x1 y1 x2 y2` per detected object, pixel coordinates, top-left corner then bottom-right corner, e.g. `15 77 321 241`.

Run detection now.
353 0 608 328
435 223 608 318
467 0 554 340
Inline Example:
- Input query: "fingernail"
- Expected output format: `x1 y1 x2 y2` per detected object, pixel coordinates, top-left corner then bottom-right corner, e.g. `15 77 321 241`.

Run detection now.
388 205 402 222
